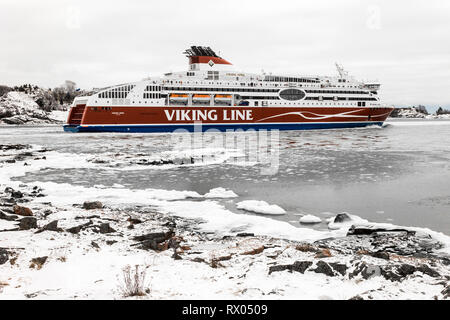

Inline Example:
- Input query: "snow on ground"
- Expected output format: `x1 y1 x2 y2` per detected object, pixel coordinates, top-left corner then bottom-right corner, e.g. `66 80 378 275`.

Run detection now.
236 200 286 216
299 214 322 224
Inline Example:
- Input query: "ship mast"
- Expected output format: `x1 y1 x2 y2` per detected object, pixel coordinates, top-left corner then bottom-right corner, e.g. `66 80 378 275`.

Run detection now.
335 63 349 78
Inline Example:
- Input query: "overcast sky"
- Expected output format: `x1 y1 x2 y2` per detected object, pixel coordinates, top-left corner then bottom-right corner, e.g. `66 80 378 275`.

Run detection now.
1 0 449 107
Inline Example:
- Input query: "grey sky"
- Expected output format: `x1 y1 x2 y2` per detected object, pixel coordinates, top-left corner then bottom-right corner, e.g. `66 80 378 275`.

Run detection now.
1 0 449 107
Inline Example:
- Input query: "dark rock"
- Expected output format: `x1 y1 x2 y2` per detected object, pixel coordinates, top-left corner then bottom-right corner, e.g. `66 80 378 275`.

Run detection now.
66 221 92 234
237 232 255 237
133 230 175 251
416 264 440 278
4 187 14 194
106 240 117 245
11 190 23 198
333 213 352 223
291 261 313 273
381 267 403 282
397 264 417 277
97 223 116 234
268 264 292 274
127 217 142 224
442 285 450 298
30 256 48 269
313 261 336 276
13 205 33 216
0 248 8 265
349 295 364 300
369 251 390 260
35 220 63 233
347 225 414 236
133 230 174 243
329 262 348 276
91 241 100 249
18 217 38 230
0 144 30 151
0 210 18 221
349 262 381 280
268 260 313 275
82 201 103 210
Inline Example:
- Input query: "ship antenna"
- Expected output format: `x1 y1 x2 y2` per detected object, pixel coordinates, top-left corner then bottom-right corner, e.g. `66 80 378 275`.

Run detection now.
335 62 348 78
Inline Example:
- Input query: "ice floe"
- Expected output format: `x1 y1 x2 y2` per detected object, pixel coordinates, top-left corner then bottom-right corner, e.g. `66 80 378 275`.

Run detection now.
236 200 286 215
299 214 322 224
204 187 238 199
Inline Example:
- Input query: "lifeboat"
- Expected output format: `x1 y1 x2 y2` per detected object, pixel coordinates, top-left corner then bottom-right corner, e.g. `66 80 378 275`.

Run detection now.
169 93 188 101
192 94 210 101
214 94 232 101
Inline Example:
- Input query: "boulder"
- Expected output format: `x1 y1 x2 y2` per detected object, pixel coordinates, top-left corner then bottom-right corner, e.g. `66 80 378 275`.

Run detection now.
29 256 48 269
313 261 336 277
97 223 116 234
442 285 450 298
315 248 332 258
328 262 348 276
11 190 23 198
333 213 352 223
0 211 18 221
18 217 37 230
82 201 103 210
291 261 313 273
66 221 92 234
35 220 63 233
0 248 8 265
268 261 312 275
13 205 33 216
347 225 414 236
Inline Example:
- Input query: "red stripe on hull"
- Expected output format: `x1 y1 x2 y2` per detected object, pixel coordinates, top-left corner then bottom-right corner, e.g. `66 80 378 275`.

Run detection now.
74 106 393 126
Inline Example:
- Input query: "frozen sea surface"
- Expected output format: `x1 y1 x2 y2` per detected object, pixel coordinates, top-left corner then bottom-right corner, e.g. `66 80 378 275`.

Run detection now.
1 119 449 234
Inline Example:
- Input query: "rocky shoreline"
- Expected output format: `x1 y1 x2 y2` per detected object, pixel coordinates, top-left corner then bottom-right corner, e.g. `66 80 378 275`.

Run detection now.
0 143 449 299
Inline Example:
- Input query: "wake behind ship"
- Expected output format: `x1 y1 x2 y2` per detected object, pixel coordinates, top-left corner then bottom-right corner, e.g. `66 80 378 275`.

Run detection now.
64 46 393 133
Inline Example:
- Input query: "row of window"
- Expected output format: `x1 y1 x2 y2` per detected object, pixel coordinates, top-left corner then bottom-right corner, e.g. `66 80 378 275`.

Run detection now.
304 96 378 101
207 71 219 80
264 76 320 83
160 87 373 96
162 87 279 93
240 96 280 100
144 93 162 99
306 89 370 95
145 85 161 91
98 85 135 99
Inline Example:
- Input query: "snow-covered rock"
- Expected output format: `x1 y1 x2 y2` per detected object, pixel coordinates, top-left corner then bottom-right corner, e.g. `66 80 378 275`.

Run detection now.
390 107 427 118
299 214 322 224
204 187 238 199
0 92 59 124
327 212 368 230
236 200 286 215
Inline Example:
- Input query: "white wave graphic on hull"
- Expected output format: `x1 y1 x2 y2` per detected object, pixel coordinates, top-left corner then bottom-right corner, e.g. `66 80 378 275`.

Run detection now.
256 109 391 122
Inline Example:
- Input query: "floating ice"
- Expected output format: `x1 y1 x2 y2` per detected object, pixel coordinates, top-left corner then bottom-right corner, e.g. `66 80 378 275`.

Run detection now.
299 214 322 224
204 187 238 199
236 200 286 215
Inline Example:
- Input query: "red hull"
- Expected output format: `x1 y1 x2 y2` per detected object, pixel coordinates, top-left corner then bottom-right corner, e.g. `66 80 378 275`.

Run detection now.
68 105 393 126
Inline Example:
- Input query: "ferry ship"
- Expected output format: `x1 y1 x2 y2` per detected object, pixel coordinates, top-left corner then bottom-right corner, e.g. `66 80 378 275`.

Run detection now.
64 46 393 132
